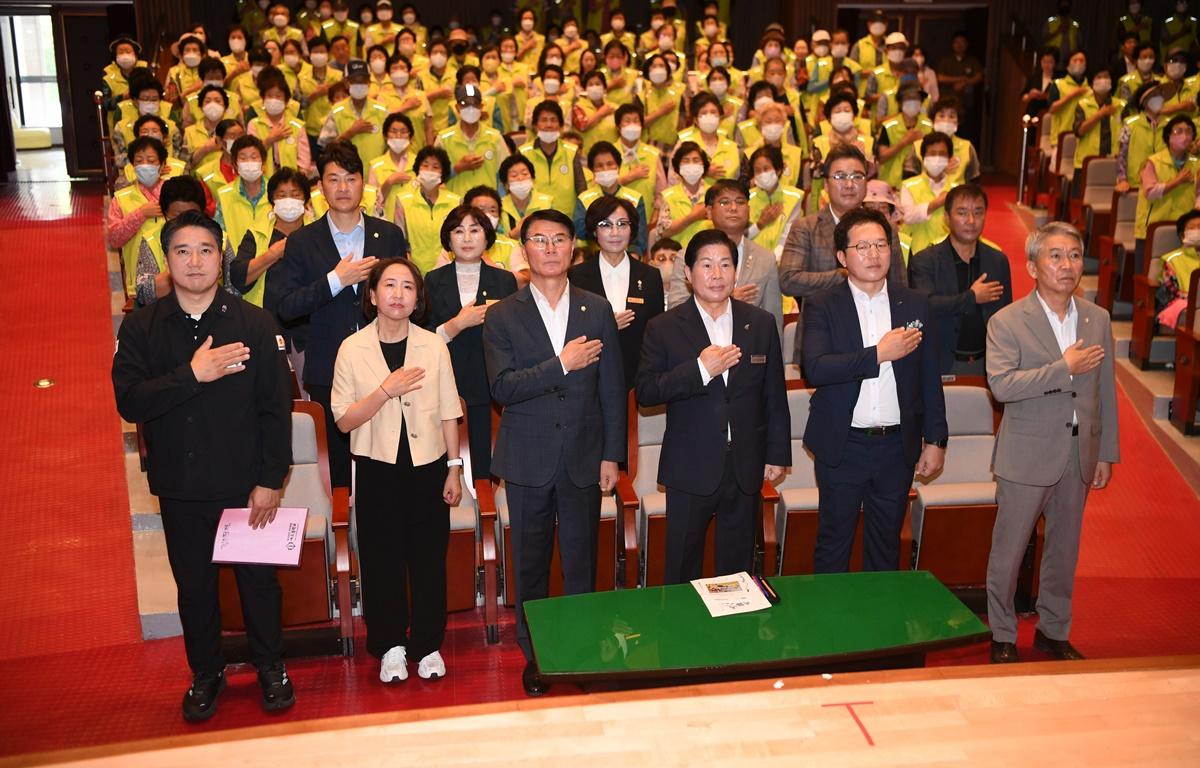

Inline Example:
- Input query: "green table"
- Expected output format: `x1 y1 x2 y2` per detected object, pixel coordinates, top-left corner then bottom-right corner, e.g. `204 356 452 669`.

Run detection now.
525 571 990 682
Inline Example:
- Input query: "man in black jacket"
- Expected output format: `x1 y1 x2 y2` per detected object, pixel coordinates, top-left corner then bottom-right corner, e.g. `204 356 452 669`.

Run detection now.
112 211 294 722
908 183 1012 375
271 140 409 488
637 229 790 584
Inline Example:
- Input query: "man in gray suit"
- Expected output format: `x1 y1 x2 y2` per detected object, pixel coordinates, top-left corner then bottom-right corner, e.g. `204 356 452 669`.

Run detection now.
666 179 784 346
778 145 906 364
985 221 1119 664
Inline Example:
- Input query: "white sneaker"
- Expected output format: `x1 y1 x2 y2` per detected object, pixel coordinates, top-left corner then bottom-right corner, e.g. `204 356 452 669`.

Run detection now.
380 646 408 683
417 650 446 680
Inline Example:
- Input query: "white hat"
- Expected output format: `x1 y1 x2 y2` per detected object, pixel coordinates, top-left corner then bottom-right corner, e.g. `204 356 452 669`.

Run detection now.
885 32 908 47
812 29 831 43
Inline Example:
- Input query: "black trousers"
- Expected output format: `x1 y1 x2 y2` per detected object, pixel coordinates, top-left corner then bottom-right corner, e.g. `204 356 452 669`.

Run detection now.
813 431 915 573
466 402 493 480
307 384 352 489
355 453 449 660
159 495 283 676
506 457 600 660
664 449 756 584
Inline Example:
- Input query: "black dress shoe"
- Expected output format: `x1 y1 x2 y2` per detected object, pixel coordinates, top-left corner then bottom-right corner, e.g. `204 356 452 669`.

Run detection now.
182 671 226 722
258 662 296 712
522 661 549 697
1034 630 1085 660
990 641 1019 664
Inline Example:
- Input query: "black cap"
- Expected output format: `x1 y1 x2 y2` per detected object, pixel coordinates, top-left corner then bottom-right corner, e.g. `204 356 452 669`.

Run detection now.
345 59 369 79
455 83 482 104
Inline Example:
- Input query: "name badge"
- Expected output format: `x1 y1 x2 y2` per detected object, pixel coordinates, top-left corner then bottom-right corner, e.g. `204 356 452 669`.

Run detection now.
626 296 644 304
485 299 500 306
751 354 767 364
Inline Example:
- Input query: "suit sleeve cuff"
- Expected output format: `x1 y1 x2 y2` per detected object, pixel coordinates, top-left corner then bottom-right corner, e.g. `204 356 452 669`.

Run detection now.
327 269 343 296
697 357 713 385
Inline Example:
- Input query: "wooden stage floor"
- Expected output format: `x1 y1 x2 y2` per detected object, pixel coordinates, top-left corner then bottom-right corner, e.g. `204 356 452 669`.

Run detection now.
19 656 1200 767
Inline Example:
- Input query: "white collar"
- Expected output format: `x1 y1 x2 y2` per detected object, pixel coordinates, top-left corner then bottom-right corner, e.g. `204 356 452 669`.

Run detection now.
327 211 365 236
529 281 567 310
598 252 629 275
694 296 732 322
848 278 888 303
1034 289 1077 322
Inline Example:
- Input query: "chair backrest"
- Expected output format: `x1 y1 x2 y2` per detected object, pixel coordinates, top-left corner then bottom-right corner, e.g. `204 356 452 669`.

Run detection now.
1111 190 1139 249
282 401 333 531
777 389 817 491
1148 221 1181 282
944 385 996 437
919 385 996 485
1038 113 1052 154
1081 157 1116 207
633 405 667 497
782 320 797 365
1058 134 1077 180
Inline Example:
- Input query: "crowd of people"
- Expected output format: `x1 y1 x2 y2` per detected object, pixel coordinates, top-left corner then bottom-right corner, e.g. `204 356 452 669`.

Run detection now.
108 0 1119 724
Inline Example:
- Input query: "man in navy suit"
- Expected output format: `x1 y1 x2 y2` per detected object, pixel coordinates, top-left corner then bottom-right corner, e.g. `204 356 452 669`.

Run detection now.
271 140 409 488
637 229 791 584
802 207 949 573
482 209 626 695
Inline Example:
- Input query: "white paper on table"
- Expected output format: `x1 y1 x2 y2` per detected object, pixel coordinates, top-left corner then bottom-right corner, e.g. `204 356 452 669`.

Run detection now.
211 507 308 567
690 571 772 618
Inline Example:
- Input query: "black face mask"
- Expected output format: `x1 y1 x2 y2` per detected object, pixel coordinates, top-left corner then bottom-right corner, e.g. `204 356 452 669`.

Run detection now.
451 42 467 56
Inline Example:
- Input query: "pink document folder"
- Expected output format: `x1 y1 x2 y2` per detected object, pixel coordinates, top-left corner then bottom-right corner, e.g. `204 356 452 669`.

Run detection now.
211 507 308 567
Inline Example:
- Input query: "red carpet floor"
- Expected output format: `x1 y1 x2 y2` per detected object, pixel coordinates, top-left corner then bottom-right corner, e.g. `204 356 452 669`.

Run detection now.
1 178 1197 760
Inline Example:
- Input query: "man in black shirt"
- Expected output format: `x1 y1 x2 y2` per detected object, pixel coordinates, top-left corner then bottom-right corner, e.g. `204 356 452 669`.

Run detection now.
113 210 294 722
909 184 1012 375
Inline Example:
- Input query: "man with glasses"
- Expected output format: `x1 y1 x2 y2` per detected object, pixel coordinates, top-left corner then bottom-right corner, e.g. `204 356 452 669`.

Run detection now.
801 207 947 574
779 145 906 365
637 228 790 584
483 209 626 697
666 179 785 347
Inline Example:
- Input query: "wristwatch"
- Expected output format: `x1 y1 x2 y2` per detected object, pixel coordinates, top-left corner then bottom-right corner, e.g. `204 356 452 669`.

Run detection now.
447 458 464 468
931 438 949 449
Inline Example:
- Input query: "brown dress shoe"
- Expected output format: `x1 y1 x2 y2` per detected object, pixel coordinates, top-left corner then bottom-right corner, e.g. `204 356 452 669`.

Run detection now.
1034 629 1084 660
990 641 1019 663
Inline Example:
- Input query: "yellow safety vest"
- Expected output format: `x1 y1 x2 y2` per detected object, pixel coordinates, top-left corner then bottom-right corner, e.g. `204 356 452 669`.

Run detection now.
501 190 554 235
364 22 400 55
368 152 412 222
1074 96 1126 169
519 140 580 216
1163 246 1199 293
328 98 389 164
248 114 307 176
853 35 883 70
515 31 545 71
298 66 343 137
1123 113 1165 189
1135 149 1200 239
216 182 274 278
418 68 458 134
642 81 684 148
575 97 620 155
878 115 933 188
660 183 712 249
114 184 163 296
486 235 522 271
185 89 243 125
900 174 957 256
321 18 361 57
439 124 505 197
1045 16 1081 59
1119 14 1153 44
167 63 201 99
948 135 975 186
1160 15 1197 61
122 157 186 186
616 142 661 218
748 183 804 253
494 61 531 133
1050 75 1088 147
744 139 805 189
200 166 234 202
397 186 462 275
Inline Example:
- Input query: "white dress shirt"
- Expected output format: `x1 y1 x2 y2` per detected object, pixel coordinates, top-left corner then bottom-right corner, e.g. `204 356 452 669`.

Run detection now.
325 212 366 295
454 260 482 307
530 282 571 374
598 252 630 313
849 280 902 428
1034 289 1079 425
695 297 734 440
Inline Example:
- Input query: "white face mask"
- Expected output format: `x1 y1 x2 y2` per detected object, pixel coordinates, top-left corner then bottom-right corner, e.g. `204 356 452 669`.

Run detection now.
430 52 448 69
710 55 728 68
376 10 392 22
487 213 500 230
1168 62 1186 79
138 99 158 116
251 64 265 78
755 169 778 191
272 14 288 28
594 169 619 188
370 58 387 75
620 124 643 142
887 48 905 64
830 112 855 133
229 38 246 53
283 54 300 70
1146 96 1165 113
1092 78 1112 96
564 26 578 40
273 197 305 222
545 57 562 67
349 82 370 99
754 96 773 113
116 53 136 69
697 113 721 133
679 162 705 184
587 85 606 103
387 137 409 154
813 45 829 58
225 138 235 153
1183 229 1200 247
902 100 922 118
311 52 328 68
543 79 561 95
611 19 625 33
182 52 202 68
704 25 718 39
649 68 668 85
537 129 560 144
521 18 534 32
390 70 408 87
334 11 347 21
263 97 286 116
134 164 160 187
418 169 442 189
1137 57 1155 73
501 51 515 64
710 79 728 97
202 101 226 121
238 160 263 182
204 78 224 89
403 13 416 25
761 122 785 142
933 119 957 136
869 22 886 37
658 37 675 52
923 154 948 177
459 105 481 124
507 179 533 198
831 43 849 58
1068 63 1086 79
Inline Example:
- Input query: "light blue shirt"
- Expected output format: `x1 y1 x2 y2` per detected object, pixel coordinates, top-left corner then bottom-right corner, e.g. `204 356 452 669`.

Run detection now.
325 212 365 295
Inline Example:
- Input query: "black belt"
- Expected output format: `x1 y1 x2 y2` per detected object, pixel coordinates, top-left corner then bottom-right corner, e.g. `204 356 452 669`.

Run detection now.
955 351 984 362
849 425 902 436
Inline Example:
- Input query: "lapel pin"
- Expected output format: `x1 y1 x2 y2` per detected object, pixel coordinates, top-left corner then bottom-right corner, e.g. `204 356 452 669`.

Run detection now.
372 232 379 238
637 279 642 291
482 290 488 297
744 323 750 330
1084 316 1090 324
581 305 587 312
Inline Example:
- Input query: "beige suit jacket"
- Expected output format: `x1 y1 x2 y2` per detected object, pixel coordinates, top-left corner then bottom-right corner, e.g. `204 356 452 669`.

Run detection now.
986 292 1120 486
331 320 463 466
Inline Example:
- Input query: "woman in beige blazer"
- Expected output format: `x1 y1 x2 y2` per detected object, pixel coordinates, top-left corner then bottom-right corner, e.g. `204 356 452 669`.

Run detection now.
331 257 463 685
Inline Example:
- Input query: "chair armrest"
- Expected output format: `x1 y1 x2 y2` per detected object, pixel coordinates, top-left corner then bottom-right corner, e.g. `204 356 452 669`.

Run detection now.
330 486 354 655
759 479 780 577
899 503 914 570
475 479 500 643
615 472 640 589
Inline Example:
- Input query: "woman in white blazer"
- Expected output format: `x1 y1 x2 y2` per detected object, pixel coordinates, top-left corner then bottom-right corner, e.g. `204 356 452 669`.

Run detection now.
331 257 463 685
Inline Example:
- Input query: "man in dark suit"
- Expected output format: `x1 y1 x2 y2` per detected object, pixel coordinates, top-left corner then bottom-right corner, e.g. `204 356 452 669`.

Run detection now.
424 205 518 479
272 140 408 489
482 209 626 696
637 229 791 584
568 194 664 391
802 207 949 573
908 183 1012 375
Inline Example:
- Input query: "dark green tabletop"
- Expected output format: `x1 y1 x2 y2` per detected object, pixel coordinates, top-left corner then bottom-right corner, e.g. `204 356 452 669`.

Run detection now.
525 571 989 680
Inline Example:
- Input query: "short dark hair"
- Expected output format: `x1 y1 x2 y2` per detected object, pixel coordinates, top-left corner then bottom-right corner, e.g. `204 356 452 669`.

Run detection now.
383 112 414 136
586 140 621 170
531 99 564 126
159 175 207 213
642 53 667 81
215 118 241 140
649 238 682 256
268 167 311 202
920 131 953 157
931 97 961 120
318 139 363 177
672 141 709 174
584 195 639 242
231 134 267 163
363 257 426 322
690 91 720 121
1163 114 1197 143
823 88 858 120
945 183 988 212
833 206 893 254
455 64 482 84
308 35 330 52
500 153 536 181
463 185 502 210
519 208 574 243
130 75 163 99
128 135 167 164
749 144 784 171
197 84 229 109
684 228 738 268
614 102 643 128
822 144 868 177
413 145 451 180
161 209 222 253
440 204 497 251
256 66 291 101
1176 209 1200 238
197 57 226 79
133 113 168 137
705 178 749 206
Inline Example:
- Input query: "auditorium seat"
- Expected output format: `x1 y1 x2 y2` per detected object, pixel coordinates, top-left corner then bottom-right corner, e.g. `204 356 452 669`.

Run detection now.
1130 221 1180 370
1046 132 1076 220
782 314 802 380
1095 190 1138 313
1070 156 1115 260
1170 270 1200 435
